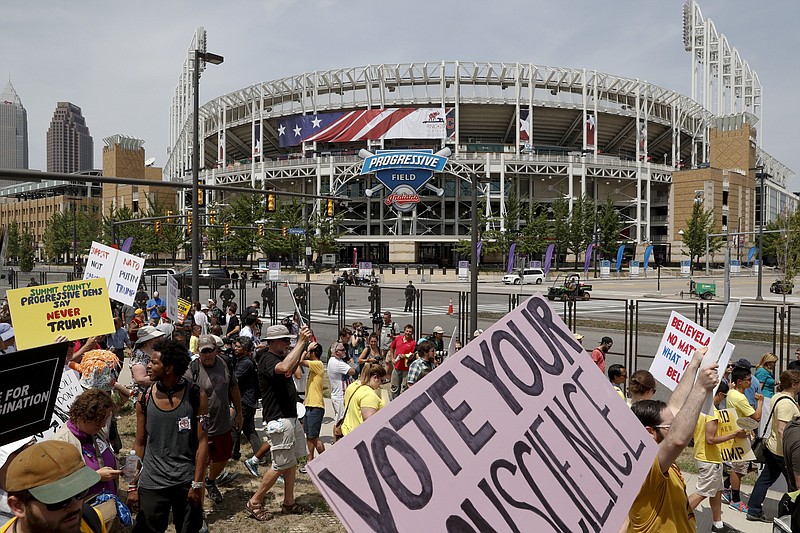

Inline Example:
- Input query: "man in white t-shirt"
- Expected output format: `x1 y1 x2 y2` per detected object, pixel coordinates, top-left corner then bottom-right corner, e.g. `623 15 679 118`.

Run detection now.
326 341 355 424
194 303 209 335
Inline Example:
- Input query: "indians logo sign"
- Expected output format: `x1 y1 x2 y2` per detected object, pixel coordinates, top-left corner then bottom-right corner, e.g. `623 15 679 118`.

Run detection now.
360 149 448 213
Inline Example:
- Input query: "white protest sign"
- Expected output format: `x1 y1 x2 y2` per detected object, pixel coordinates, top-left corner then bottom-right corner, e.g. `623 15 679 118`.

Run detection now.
649 311 734 394
83 241 144 306
307 294 658 533
166 274 179 322
37 368 82 441
83 242 117 282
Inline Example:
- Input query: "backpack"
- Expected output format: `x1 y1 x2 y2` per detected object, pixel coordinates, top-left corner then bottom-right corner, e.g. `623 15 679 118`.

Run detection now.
139 382 202 450
81 503 104 533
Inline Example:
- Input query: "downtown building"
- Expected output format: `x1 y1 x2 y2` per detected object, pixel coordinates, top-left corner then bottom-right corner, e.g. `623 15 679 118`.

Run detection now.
47 102 94 174
0 81 29 188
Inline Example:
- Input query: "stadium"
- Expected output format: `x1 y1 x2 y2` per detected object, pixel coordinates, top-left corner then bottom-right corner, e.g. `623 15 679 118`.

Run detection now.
165 2 793 268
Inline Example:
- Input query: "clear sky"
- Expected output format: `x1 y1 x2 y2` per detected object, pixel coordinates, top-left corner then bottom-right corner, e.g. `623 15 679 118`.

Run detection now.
3 0 798 187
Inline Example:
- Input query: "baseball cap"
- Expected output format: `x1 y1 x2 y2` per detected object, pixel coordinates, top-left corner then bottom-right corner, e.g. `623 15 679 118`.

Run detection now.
198 335 217 352
6 441 100 504
134 308 144 316
433 326 445 334
734 358 754 369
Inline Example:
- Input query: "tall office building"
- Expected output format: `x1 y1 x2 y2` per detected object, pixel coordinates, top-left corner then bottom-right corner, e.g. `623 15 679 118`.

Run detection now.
0 80 29 170
47 102 93 173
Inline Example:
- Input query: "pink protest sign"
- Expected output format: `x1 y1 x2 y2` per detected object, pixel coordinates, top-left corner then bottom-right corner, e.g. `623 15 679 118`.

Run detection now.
306 294 658 533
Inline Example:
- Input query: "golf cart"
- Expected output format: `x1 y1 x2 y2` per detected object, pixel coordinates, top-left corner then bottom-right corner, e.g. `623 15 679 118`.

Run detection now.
770 279 794 294
546 273 592 301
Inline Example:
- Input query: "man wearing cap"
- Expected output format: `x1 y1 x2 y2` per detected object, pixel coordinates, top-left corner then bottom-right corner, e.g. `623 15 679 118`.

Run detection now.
128 309 145 344
206 299 224 327
734 358 761 410
425 326 447 366
3 441 106 533
246 324 313 520
591 336 613 373
407 341 435 387
725 363 764 512
145 292 165 323
185 335 242 505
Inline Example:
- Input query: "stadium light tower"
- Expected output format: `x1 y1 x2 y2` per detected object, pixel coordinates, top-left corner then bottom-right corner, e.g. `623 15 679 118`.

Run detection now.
191 46 223 303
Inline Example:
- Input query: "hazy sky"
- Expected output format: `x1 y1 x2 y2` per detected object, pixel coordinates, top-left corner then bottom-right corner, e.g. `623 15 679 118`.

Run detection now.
3 1 798 187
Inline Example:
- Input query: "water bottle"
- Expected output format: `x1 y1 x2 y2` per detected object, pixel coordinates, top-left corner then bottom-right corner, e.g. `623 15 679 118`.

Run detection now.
122 450 140 484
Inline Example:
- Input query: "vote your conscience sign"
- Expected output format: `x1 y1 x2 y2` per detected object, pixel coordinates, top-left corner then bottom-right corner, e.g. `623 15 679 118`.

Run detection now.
0 342 68 446
7 278 115 350
306 294 658 533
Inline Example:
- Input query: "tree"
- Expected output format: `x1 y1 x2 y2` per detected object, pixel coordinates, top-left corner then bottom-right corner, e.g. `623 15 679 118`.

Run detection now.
763 208 800 283
43 211 71 261
516 203 551 261
597 197 623 260
565 194 595 268
6 221 20 265
550 197 569 269
19 231 34 272
221 191 268 265
681 201 722 270
310 211 343 257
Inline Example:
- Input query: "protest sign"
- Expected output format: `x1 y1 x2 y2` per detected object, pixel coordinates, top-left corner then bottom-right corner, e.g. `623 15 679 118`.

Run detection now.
166 274 179 322
8 278 116 350
36 367 82 441
307 294 658 533
649 311 733 393
0 343 68 446
716 408 756 462
176 298 192 324
83 241 144 306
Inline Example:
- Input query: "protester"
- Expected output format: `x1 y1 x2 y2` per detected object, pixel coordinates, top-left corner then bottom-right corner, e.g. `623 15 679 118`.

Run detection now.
188 325 201 356
378 311 399 364
607 364 627 401
425 325 447 366
225 303 240 337
341 363 387 436
725 365 763 512
358 334 382 367
193 302 208 335
3 441 105 533
129 326 165 399
628 369 657 405
185 335 243 504
246 325 313 521
388 324 416 400
106 316 130 366
746 369 800 522
130 339 208 533
407 341 435 387
782 413 800 531
627 346 719 531
128 309 145 344
231 337 262 463
298 342 325 470
591 336 612 373
734 358 761 409
52 389 120 497
206 299 224 326
240 315 257 339
754 352 778 436
686 381 745 533
145 292 165 322
327 341 356 425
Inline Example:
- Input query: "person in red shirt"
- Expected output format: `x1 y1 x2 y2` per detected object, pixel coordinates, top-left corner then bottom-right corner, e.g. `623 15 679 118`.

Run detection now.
388 324 416 400
591 336 613 373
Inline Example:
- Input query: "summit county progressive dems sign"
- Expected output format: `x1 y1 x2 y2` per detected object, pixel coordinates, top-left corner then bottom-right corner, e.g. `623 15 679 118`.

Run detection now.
307 294 658 533
360 149 448 213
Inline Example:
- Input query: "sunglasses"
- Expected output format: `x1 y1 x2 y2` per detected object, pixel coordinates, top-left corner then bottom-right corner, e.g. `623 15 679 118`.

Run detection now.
40 488 90 511
200 348 215 354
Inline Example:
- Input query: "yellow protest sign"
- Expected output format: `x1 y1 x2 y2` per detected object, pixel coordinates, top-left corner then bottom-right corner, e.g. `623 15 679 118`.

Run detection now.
8 278 115 350
177 298 192 324
717 408 756 462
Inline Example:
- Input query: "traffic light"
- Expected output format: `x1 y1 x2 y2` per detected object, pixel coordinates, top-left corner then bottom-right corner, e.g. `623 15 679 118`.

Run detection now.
282 226 288 237
186 210 192 234
166 210 173 223
197 189 204 207
257 224 264 237
224 223 231 236
267 194 275 212
154 221 162 234
209 211 216 225
327 199 334 217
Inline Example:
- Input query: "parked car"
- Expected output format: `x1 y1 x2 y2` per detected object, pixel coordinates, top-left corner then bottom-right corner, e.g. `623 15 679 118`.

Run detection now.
770 279 794 294
179 268 229 288
502 268 545 285
142 268 177 286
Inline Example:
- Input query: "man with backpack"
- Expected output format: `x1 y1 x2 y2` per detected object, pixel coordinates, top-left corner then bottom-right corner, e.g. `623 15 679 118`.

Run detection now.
129 338 209 533
185 335 243 505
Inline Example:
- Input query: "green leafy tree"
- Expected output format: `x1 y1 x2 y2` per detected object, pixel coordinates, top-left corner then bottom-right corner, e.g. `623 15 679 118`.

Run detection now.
6 221 20 265
517 203 551 261
550 197 569 269
681 201 722 270
221 192 268 265
19 231 35 272
565 194 595 268
103 205 151 256
262 199 304 265
310 210 343 257
763 209 800 283
43 211 72 261
597 197 623 259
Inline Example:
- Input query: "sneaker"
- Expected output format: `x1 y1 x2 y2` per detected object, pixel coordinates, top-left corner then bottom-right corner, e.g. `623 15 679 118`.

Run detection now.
244 457 259 477
215 470 238 486
745 512 770 523
711 523 739 533
205 480 223 505
720 488 731 504
276 475 284 485
298 466 307 474
728 501 748 513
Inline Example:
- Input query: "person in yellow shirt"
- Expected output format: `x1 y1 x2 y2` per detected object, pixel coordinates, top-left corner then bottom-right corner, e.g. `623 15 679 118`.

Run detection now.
341 363 387 436
725 365 763 512
627 346 719 533
299 342 326 470
608 364 627 401
687 381 746 533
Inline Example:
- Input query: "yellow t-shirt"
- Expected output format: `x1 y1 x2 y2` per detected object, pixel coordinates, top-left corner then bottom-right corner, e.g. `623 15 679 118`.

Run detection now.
0 508 107 533
727 388 755 419
341 382 384 435
304 360 325 409
627 457 695 533
613 385 626 401
693 410 721 463
767 392 800 456
189 335 199 354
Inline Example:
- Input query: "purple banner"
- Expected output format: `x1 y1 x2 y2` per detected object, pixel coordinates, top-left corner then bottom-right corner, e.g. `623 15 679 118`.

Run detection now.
583 243 593 274
642 245 654 271
615 244 626 272
121 237 133 253
747 246 757 264
476 240 483 265
544 243 555 274
506 243 517 274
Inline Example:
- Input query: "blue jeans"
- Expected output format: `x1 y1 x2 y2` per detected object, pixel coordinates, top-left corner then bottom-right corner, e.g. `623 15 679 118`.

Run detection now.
747 447 787 517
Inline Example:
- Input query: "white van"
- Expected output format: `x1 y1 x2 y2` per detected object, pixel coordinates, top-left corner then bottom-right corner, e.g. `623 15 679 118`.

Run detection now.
502 268 545 285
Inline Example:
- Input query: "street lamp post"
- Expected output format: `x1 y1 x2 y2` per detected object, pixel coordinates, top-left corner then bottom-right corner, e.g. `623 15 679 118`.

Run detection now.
470 170 479 340
756 170 767 301
191 48 223 303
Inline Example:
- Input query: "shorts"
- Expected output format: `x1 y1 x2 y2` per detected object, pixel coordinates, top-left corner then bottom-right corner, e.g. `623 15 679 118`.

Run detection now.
729 460 749 475
266 418 307 471
303 407 325 439
694 460 723 497
207 432 233 463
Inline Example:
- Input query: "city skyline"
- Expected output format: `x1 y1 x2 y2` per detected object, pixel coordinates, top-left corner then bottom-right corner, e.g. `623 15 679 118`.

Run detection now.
2 0 798 187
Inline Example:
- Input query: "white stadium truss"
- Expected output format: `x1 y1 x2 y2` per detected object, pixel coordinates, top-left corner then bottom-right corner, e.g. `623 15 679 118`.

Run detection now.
166 12 792 263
